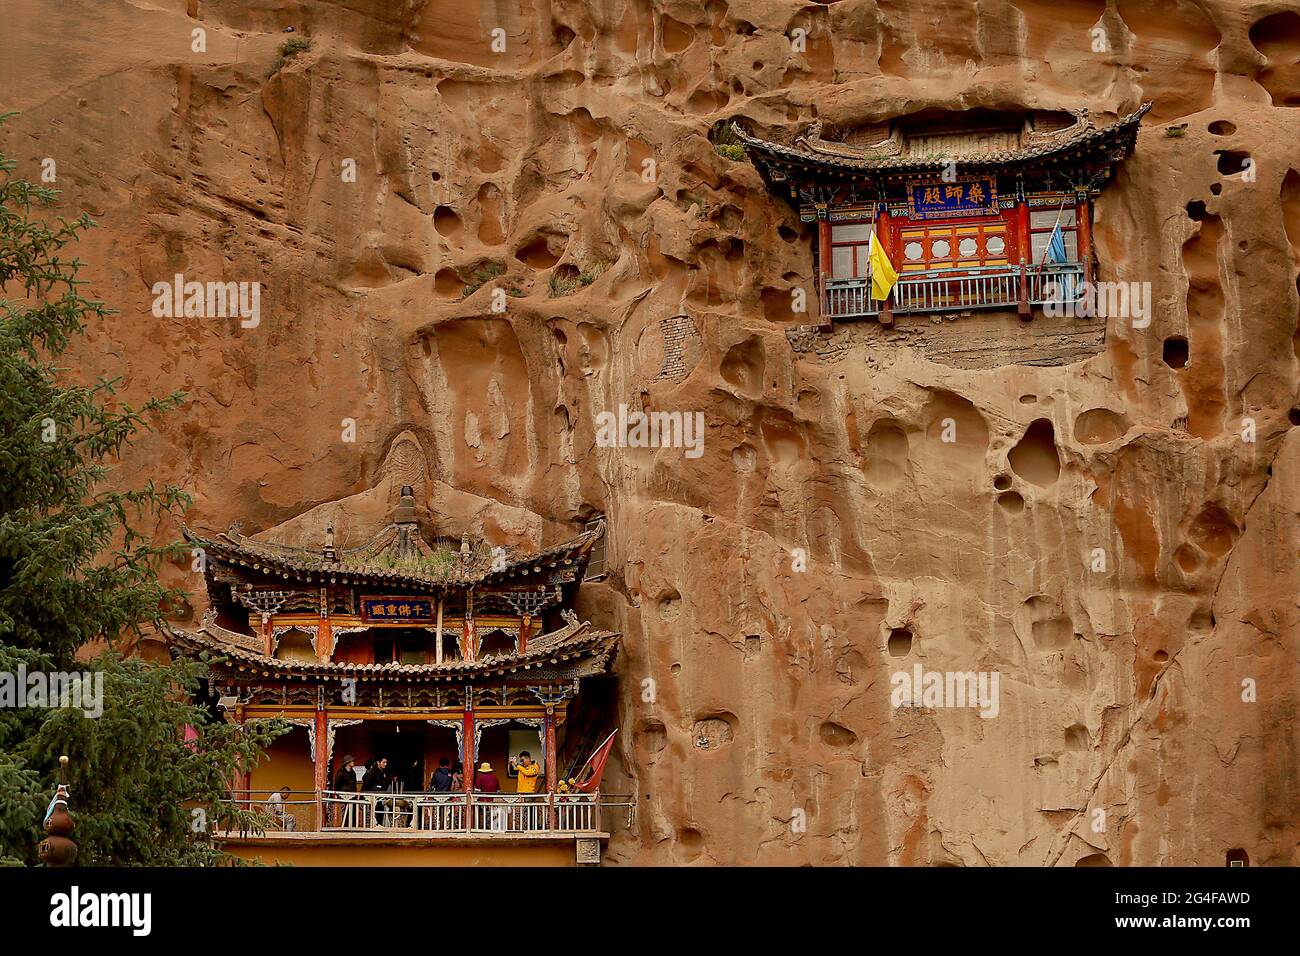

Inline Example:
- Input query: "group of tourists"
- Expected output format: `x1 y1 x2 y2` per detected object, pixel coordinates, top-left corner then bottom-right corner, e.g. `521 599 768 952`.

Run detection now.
265 751 546 830
328 752 541 795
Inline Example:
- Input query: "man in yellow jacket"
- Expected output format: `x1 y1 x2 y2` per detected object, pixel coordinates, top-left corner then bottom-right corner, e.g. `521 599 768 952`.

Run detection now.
511 751 543 793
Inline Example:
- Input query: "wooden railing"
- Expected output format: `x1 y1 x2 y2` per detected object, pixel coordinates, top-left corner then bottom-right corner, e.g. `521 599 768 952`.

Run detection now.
824 263 1085 319
219 790 613 836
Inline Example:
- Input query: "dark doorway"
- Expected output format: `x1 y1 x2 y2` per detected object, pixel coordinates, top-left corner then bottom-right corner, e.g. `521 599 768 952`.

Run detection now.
369 724 426 792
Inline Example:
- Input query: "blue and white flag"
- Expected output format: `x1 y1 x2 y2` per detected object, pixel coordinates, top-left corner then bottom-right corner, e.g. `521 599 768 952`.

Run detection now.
1046 219 1068 265
1044 218 1079 302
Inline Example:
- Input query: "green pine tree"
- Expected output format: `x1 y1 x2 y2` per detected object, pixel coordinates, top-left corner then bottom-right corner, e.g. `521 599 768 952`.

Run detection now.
0 119 284 865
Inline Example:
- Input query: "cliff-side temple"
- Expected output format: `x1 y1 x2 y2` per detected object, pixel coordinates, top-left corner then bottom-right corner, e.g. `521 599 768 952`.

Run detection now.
736 104 1149 326
172 486 622 866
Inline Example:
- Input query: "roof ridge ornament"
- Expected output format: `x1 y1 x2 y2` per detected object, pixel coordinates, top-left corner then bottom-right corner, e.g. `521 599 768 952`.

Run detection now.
394 485 417 525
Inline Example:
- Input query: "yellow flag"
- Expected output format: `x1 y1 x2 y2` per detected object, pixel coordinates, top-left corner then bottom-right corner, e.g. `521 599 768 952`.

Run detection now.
869 232 898 302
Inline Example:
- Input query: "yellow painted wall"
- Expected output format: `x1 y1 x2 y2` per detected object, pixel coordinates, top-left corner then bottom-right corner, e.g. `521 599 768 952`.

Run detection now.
250 727 314 796
224 841 575 867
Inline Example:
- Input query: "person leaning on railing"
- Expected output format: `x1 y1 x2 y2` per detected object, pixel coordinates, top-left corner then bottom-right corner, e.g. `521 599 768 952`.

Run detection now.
264 787 297 831
332 755 359 827
362 757 393 827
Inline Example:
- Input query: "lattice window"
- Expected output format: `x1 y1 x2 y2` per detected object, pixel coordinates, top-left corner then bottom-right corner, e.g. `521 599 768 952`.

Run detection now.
584 516 607 581
830 222 873 280
899 220 1009 271
1029 207 1078 264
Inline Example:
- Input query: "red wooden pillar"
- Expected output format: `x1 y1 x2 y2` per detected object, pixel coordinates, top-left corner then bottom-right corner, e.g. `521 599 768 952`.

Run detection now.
313 708 329 830
317 617 332 663
462 699 475 793
261 614 274 657
876 205 894 327
317 586 332 662
461 590 476 660
544 706 558 829
816 206 831 329
544 707 558 792
1017 196 1031 320
1076 192 1093 283
519 613 531 655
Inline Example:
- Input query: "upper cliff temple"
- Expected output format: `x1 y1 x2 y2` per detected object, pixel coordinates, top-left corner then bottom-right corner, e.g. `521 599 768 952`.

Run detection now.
170 486 621 865
734 104 1150 325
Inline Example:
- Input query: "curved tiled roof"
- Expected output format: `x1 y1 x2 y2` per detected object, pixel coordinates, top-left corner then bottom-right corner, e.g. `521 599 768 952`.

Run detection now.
733 103 1151 178
168 613 619 683
182 521 599 590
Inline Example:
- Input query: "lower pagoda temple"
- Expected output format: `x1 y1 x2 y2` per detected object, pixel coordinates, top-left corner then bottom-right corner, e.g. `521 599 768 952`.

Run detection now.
734 104 1150 325
170 483 621 866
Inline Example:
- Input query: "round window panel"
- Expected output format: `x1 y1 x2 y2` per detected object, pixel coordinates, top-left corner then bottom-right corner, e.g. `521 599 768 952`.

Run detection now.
931 239 951 258
987 236 1006 256
959 237 978 257
904 241 924 260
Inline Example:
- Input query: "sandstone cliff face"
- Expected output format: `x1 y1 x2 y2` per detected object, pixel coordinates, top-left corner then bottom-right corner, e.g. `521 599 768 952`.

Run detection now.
3 0 1298 865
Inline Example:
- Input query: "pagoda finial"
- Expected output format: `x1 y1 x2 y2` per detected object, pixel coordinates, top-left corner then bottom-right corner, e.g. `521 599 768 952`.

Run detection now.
460 533 471 558
323 525 337 562
395 485 417 526
39 755 77 867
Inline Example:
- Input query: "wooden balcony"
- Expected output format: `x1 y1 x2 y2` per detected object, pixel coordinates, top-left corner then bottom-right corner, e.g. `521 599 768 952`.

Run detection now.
824 263 1085 320
218 789 628 840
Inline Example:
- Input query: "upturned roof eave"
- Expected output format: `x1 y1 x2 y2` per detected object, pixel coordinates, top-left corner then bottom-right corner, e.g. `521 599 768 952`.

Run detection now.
165 618 620 683
733 103 1151 181
181 522 598 590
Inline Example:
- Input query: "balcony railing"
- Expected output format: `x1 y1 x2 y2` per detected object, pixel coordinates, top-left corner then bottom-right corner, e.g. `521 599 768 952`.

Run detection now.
218 789 628 839
824 263 1085 320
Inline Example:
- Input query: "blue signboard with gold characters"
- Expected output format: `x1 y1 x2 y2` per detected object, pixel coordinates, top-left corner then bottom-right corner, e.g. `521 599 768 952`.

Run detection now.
361 596 434 622
908 178 998 219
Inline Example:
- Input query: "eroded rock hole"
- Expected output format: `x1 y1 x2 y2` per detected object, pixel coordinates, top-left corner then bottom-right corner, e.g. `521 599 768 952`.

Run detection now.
657 588 682 619
819 721 858 749
887 627 913 657
639 719 667 755
1215 150 1251 176
516 234 564 269
692 714 736 750
1075 408 1129 444
1163 336 1189 368
434 267 462 299
1008 419 1061 488
434 205 463 238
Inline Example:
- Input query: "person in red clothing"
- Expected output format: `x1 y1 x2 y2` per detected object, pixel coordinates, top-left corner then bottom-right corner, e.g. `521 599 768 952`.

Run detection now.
475 761 501 793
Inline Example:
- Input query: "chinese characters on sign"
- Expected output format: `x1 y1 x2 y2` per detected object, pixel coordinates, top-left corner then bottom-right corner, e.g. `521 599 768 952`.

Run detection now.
908 179 997 218
361 597 435 622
